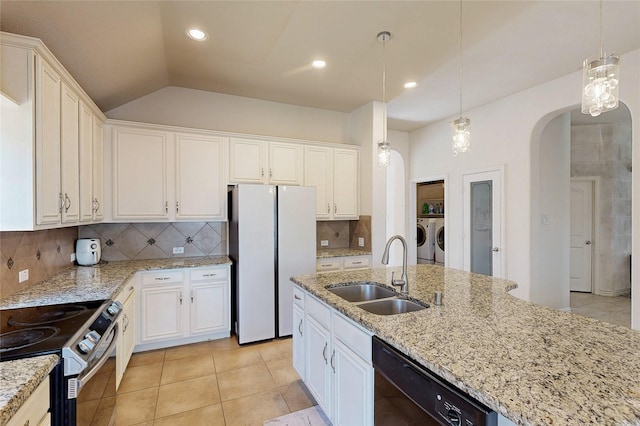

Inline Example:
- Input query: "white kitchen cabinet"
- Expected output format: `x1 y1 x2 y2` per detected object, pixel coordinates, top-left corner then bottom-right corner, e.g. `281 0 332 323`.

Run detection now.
175 133 226 220
316 255 371 273
137 266 230 350
79 102 105 223
92 116 105 221
293 303 305 379
0 33 105 231
297 286 373 424
115 280 136 389
7 376 50 426
110 123 227 221
60 81 80 224
113 126 170 220
304 146 359 220
229 138 303 185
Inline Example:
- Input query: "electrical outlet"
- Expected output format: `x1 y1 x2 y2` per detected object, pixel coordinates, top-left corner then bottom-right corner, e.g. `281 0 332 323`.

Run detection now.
358 237 365 247
19 269 29 283
173 247 185 254
320 240 329 247
70 253 76 262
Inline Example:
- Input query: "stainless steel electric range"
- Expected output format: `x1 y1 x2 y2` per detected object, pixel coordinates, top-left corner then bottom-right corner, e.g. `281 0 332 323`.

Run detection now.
0 299 122 426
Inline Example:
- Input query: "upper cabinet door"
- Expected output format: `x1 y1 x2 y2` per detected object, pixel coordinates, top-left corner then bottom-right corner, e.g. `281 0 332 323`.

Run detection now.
78 101 94 223
36 58 62 226
332 149 359 219
229 138 266 184
60 82 80 224
175 133 227 221
269 142 303 185
92 118 105 221
113 127 169 220
304 146 333 219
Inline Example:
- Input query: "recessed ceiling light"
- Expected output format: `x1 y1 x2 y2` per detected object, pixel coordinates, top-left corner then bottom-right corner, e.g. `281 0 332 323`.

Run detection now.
404 81 417 89
312 60 327 69
186 28 208 41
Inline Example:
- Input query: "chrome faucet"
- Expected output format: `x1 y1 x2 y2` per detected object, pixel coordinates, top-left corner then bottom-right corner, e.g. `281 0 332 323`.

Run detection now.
381 235 408 293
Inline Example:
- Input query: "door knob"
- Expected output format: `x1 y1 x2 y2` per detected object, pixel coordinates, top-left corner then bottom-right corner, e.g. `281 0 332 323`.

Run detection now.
492 247 499 252
585 240 592 245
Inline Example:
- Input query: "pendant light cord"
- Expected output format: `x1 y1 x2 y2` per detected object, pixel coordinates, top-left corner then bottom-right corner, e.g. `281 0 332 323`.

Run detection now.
459 0 463 119
599 0 603 57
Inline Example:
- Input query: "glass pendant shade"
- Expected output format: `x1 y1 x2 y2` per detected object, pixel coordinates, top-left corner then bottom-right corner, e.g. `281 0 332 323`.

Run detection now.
581 52 620 117
451 117 470 156
377 140 391 167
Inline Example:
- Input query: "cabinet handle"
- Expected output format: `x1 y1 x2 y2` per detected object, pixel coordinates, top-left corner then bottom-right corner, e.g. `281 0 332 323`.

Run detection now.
330 350 335 373
327 203 330 214
261 168 264 177
129 285 134 291
270 168 273 177
165 201 168 213
92 198 97 212
95 199 100 213
176 202 179 213
24 419 30 426
179 292 183 305
322 342 328 364
298 319 303 336
190 290 194 303
64 193 71 212
294 294 301 300
334 203 337 214
123 314 129 332
58 193 64 213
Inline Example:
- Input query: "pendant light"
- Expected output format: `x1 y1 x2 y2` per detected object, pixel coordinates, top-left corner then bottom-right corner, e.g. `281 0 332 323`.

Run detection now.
581 0 620 117
377 31 391 168
451 0 470 156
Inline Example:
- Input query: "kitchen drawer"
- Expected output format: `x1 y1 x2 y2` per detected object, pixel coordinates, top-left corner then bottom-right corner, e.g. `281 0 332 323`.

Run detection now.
140 270 183 286
115 278 135 304
7 377 49 426
316 258 342 272
333 312 372 362
293 285 305 308
343 256 370 270
306 294 331 328
190 267 228 282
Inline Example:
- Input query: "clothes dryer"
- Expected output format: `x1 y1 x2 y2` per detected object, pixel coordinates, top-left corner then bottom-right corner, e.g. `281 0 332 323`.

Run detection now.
434 218 445 264
417 218 435 263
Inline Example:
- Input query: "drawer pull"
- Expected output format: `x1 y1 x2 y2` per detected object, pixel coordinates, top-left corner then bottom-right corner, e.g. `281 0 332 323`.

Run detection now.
155 277 170 281
202 273 217 277
351 261 363 265
294 294 302 300
129 285 134 291
321 264 332 267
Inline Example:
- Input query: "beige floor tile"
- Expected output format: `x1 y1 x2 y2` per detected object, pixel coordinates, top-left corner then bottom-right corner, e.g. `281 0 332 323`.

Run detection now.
153 403 225 426
222 390 290 426
164 341 214 361
213 345 263 372
160 354 215 385
155 375 221 419
210 336 241 353
266 357 300 386
279 381 316 412
128 349 165 367
102 371 116 398
77 399 100 425
117 362 163 394
115 387 158 426
217 363 278 401
260 338 293 362
78 371 111 402
90 396 116 426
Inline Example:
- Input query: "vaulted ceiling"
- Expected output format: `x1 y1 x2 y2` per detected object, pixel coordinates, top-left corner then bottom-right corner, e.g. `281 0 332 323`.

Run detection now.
2 1 639 131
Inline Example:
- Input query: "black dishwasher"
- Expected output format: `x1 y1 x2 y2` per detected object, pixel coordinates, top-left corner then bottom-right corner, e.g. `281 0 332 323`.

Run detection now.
373 336 497 426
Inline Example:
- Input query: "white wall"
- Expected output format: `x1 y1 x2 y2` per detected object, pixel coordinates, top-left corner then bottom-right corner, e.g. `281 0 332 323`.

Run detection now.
409 48 639 319
106 86 351 144
530 112 571 310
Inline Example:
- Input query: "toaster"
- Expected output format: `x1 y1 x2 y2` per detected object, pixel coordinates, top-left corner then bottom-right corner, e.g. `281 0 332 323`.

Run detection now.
76 238 102 266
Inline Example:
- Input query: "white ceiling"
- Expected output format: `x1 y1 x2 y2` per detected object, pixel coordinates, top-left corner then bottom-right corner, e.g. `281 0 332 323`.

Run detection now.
1 1 639 131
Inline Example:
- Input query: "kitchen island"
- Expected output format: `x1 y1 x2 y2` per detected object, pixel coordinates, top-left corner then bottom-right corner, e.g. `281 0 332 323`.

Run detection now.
291 264 640 425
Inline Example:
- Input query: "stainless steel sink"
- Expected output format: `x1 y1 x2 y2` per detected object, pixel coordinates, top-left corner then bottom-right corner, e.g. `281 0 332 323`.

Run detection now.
357 298 427 315
326 282 396 302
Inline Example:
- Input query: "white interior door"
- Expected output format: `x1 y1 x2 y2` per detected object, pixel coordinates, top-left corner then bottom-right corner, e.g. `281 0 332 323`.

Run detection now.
463 169 504 278
570 180 593 292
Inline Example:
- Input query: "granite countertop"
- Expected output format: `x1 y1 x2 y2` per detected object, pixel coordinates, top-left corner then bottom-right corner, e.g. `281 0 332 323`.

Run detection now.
0 256 232 310
291 265 640 425
0 355 59 426
0 255 232 424
316 248 371 259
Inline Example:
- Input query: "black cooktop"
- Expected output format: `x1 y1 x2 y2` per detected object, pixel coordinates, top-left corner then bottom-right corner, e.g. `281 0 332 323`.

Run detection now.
0 300 106 361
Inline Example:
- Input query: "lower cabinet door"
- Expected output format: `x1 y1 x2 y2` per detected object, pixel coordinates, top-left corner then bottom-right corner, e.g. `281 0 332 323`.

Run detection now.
305 316 333 417
333 339 374 426
139 285 184 342
293 304 305 379
190 282 227 335
116 291 136 389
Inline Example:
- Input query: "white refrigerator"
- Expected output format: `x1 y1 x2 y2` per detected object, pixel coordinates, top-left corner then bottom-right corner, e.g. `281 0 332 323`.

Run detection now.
229 184 316 344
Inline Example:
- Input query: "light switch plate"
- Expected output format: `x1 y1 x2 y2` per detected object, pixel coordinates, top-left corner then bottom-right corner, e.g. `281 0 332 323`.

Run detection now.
358 237 365 247
19 269 29 283
320 240 329 247
173 247 185 254
70 253 76 262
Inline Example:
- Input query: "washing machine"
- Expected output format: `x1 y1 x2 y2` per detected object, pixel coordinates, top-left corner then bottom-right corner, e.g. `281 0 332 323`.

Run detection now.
417 218 435 264
434 219 445 264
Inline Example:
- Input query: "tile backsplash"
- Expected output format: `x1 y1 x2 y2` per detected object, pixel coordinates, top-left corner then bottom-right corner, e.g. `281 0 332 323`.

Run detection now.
79 222 227 261
316 216 371 251
0 227 77 299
